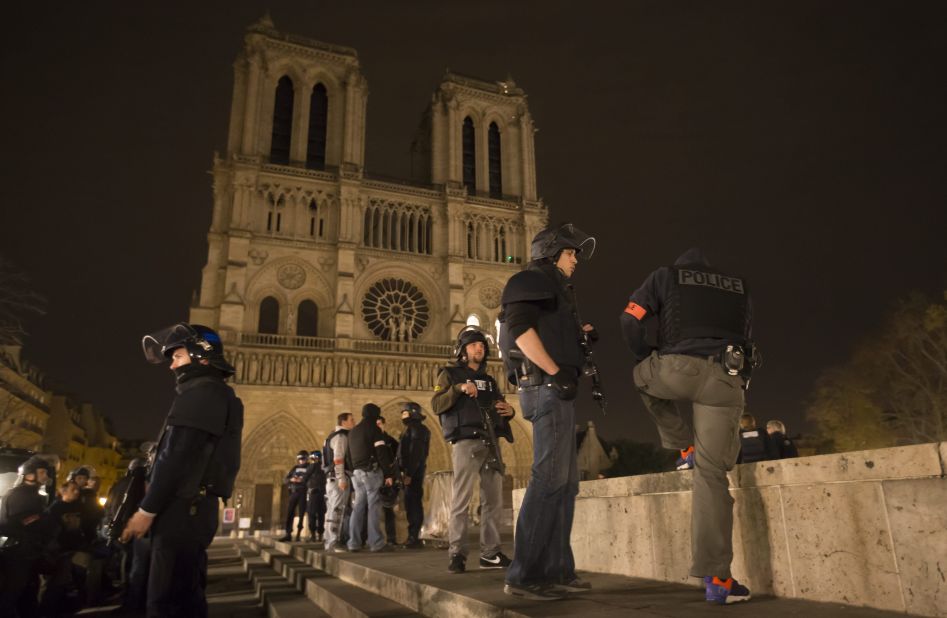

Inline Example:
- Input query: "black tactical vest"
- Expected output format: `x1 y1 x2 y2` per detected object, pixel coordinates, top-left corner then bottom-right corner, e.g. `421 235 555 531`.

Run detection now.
660 266 749 346
437 365 499 443
322 428 351 477
499 263 585 381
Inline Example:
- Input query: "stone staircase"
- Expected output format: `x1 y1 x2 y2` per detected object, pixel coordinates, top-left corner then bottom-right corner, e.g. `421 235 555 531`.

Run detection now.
210 533 914 618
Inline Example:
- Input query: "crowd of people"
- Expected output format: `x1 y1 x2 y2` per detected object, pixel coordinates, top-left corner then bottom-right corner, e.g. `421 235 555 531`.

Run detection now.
0 457 136 617
279 401 431 552
2 220 778 613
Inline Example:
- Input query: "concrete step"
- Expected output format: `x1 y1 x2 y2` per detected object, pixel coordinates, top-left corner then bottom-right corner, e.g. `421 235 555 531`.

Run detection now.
234 538 330 618
254 536 420 617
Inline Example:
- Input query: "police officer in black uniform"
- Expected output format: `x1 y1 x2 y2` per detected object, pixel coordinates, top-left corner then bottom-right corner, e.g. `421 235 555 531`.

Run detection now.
499 223 596 600
397 402 430 548
122 323 244 618
0 455 54 616
619 247 755 605
345 403 396 552
375 416 401 545
280 451 311 542
305 451 327 542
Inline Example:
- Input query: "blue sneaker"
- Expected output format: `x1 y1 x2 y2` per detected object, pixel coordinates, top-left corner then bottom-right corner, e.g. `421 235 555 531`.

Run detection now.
675 446 695 470
706 576 751 604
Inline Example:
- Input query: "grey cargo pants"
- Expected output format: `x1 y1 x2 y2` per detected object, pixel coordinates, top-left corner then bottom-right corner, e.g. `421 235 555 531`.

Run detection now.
634 352 745 579
448 438 504 559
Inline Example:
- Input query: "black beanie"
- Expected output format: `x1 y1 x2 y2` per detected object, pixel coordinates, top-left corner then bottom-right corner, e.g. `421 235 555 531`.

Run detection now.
362 403 381 419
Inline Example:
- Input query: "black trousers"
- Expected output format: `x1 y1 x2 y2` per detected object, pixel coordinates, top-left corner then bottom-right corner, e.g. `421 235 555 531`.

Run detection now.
405 470 425 541
306 490 326 535
147 495 218 618
284 490 307 534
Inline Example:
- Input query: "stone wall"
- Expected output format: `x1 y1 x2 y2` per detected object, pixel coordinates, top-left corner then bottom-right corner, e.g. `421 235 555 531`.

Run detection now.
513 442 947 617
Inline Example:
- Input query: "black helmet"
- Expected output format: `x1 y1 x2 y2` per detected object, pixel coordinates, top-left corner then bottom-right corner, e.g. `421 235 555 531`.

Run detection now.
142 323 235 376
454 326 489 363
309 450 322 460
296 450 309 460
401 401 426 422
530 223 596 261
19 455 50 476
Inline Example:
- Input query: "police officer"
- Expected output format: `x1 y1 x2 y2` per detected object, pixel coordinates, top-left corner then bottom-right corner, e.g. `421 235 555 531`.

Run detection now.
122 323 244 618
305 451 327 542
346 403 396 552
0 455 53 616
375 415 401 545
498 223 596 600
432 327 514 574
737 414 768 464
279 451 311 542
619 247 754 605
322 412 355 552
397 402 430 548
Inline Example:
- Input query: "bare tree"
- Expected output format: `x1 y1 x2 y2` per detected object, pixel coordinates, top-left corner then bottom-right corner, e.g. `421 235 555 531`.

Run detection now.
808 291 947 451
0 256 46 346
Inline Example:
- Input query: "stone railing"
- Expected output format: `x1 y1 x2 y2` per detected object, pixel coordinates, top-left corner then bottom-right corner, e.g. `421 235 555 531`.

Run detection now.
238 332 336 350
227 345 515 394
514 442 947 617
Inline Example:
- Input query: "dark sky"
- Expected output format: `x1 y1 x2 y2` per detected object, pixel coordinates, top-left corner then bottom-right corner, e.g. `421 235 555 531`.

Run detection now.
1 1 945 444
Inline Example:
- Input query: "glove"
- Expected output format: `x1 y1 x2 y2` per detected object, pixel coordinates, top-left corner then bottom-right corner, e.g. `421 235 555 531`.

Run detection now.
583 323 599 343
550 370 578 401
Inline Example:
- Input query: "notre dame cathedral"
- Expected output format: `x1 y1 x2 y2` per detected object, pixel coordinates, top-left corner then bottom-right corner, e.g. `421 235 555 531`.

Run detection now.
188 16 548 528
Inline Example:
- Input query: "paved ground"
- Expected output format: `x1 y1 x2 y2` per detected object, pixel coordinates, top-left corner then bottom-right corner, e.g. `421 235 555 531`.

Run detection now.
79 529 920 617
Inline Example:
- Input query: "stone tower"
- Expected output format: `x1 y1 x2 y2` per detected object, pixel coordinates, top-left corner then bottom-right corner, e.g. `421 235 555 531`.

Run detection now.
190 16 547 528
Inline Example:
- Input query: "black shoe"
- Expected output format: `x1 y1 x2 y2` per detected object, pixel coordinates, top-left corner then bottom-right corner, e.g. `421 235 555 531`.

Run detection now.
403 538 423 549
448 554 466 574
277 534 292 542
480 552 512 569
503 583 567 601
556 577 592 592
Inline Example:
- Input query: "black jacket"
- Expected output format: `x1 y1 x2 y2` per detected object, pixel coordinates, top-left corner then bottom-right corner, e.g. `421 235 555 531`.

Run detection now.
432 363 513 443
306 463 327 492
348 413 396 478
766 432 799 459
398 421 430 478
140 370 244 515
738 429 768 464
620 248 753 361
284 464 310 494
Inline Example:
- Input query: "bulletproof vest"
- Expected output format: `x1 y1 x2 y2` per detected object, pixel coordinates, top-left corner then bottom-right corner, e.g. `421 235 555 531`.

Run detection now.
740 430 767 463
499 263 584 381
436 366 490 442
164 376 243 500
287 465 309 492
322 428 351 476
660 265 749 347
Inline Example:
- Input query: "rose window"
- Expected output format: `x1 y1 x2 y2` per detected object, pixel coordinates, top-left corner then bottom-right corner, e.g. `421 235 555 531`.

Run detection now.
361 278 430 342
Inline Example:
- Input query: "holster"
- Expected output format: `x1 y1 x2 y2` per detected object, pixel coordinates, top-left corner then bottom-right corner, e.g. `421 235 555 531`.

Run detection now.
509 348 544 387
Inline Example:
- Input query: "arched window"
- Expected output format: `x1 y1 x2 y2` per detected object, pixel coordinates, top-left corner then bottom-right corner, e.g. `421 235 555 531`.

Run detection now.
306 83 328 170
425 216 433 255
462 117 476 193
258 296 280 334
270 76 294 164
363 207 372 245
382 210 391 249
466 222 474 258
297 300 318 337
466 314 481 327
488 122 502 199
309 199 318 237
372 208 381 247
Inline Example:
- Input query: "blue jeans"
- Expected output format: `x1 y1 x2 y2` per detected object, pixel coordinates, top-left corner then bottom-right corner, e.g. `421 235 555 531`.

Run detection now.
348 468 385 551
505 384 579 586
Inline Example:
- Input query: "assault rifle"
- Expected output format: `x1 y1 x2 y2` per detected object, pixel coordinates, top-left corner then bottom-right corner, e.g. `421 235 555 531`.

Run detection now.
470 381 508 475
104 465 147 547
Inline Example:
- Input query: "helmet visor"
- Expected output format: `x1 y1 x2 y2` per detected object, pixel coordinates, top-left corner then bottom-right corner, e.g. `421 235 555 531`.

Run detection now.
559 224 596 260
142 323 197 364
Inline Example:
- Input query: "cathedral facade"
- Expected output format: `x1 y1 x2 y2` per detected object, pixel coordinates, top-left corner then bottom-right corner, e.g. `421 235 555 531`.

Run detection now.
189 17 548 528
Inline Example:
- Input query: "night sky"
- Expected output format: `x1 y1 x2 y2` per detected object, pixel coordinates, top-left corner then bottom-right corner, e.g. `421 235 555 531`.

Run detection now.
1 2 945 445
